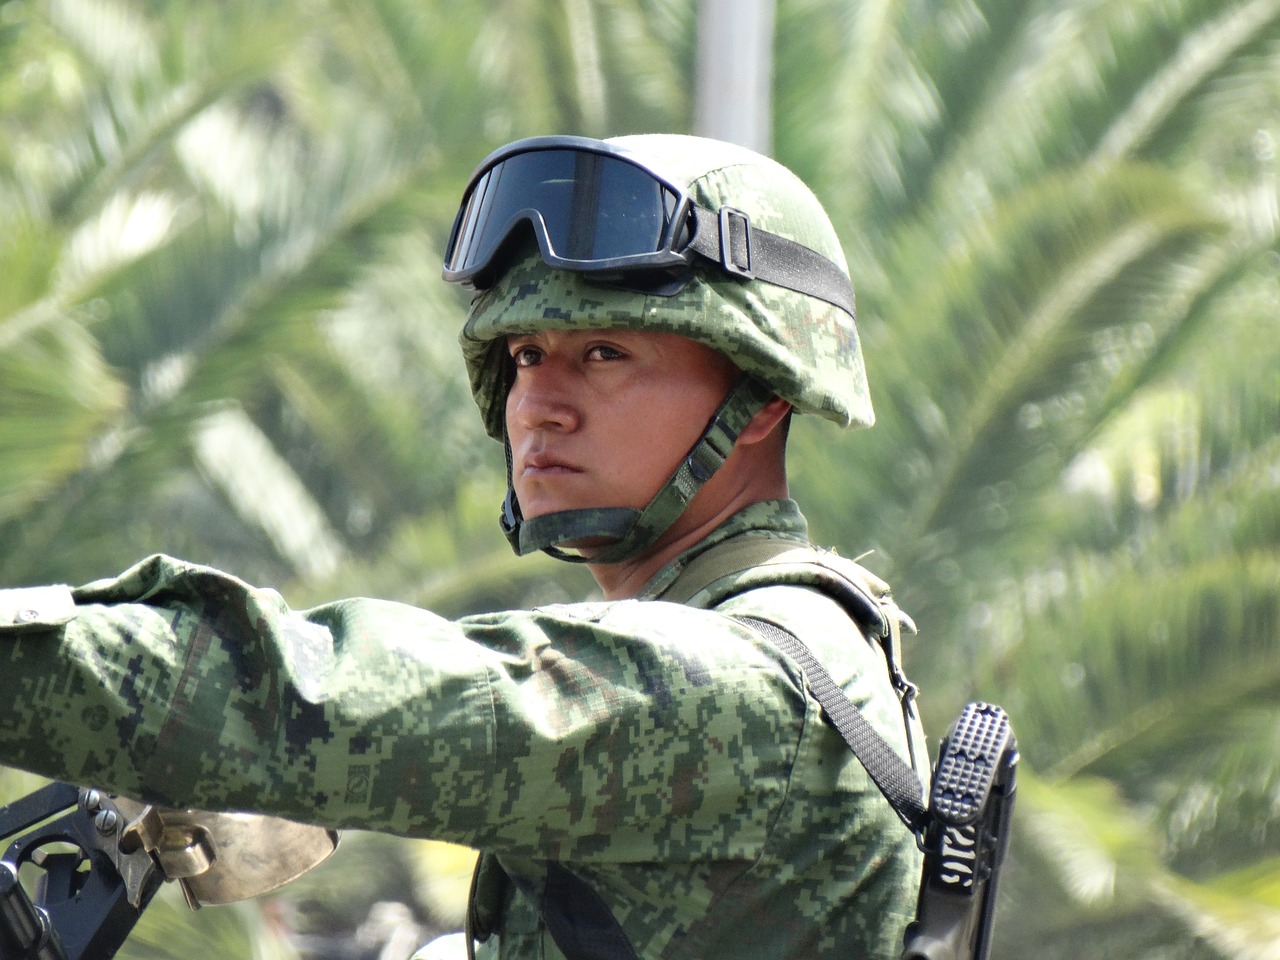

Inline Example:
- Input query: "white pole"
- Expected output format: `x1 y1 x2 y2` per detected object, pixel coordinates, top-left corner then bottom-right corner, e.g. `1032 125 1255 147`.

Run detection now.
694 0 777 155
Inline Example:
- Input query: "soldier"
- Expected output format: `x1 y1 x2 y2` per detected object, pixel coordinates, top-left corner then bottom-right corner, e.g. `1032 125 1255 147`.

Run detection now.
0 135 925 959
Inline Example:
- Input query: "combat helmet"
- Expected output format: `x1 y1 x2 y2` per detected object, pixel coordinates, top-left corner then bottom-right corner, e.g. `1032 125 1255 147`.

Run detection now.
443 133 873 563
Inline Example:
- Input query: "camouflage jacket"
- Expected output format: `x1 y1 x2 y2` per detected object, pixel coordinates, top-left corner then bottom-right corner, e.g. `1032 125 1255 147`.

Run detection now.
0 499 923 959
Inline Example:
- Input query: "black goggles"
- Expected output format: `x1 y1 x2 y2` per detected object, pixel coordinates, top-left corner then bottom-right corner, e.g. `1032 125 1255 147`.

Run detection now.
442 136 855 317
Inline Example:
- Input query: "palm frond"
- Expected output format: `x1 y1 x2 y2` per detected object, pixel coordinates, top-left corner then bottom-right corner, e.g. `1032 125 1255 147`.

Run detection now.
0 318 125 525
1092 0 1280 163
1160 858 1280 960
1006 773 1280 959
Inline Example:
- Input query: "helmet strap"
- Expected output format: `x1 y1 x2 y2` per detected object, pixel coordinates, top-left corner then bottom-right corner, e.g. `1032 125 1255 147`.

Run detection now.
500 375 776 564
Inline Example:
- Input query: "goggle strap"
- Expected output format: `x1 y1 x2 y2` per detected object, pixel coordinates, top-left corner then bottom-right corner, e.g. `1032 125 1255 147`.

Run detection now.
507 376 775 564
688 205 856 319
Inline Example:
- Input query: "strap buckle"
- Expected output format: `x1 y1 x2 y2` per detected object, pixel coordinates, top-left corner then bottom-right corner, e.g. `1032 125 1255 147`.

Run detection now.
718 206 754 279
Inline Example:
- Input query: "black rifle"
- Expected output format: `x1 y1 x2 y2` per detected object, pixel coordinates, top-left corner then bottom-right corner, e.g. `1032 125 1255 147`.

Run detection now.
902 702 1019 960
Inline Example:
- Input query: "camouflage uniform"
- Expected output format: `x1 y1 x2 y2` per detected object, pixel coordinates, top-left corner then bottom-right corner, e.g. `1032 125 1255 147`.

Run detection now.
0 498 922 958
0 135 925 957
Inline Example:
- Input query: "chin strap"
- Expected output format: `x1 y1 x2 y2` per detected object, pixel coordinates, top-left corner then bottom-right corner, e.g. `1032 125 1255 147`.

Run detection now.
500 375 776 564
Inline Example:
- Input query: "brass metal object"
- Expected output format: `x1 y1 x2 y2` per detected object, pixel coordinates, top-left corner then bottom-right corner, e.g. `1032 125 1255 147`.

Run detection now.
112 797 338 907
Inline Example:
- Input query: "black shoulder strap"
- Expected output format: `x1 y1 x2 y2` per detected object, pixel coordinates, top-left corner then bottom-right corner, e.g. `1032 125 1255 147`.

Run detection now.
735 615 929 835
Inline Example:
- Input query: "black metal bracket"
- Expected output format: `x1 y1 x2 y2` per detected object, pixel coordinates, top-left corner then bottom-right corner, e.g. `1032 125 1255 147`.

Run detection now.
0 783 164 960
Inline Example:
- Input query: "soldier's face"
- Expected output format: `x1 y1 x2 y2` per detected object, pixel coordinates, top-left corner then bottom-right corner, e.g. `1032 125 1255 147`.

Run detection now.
505 328 739 524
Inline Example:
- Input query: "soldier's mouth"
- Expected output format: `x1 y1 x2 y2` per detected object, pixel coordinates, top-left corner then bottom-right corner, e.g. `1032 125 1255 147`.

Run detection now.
521 452 583 476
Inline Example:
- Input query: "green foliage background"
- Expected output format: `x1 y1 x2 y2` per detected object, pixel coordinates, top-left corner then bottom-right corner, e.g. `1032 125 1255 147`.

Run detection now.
0 0 1277 957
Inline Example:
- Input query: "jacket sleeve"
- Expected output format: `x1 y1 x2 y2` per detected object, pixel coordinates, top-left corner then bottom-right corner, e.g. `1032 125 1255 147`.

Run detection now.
0 554 806 862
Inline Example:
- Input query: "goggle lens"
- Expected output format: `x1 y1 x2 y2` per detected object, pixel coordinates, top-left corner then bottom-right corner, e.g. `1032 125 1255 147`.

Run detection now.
445 148 686 287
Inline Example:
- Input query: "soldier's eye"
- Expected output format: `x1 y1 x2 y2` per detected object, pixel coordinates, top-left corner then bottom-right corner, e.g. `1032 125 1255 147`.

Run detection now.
510 345 542 367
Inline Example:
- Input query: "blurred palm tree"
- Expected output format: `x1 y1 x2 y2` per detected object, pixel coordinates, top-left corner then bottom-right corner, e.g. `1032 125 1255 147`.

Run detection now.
1 1 1277 959
767 0 1280 955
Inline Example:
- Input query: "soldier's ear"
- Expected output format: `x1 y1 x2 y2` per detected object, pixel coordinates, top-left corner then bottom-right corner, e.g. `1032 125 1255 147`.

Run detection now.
738 397 792 446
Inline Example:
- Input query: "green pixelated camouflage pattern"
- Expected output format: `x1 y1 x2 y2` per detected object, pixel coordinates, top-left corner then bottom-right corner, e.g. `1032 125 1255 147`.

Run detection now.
459 135 874 441
0 501 920 958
